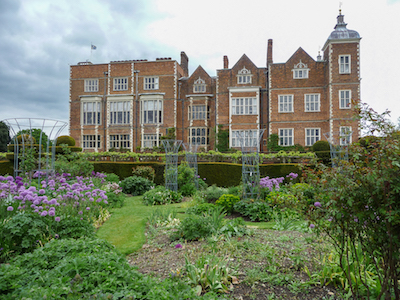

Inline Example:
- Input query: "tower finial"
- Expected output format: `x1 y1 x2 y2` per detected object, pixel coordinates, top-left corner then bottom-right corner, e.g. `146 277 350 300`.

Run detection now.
339 2 343 14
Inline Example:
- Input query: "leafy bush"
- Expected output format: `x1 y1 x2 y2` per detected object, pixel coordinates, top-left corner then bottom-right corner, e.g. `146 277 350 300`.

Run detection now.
54 144 94 177
132 165 155 182
0 213 95 260
186 203 217 215
0 237 202 299
120 175 153 196
215 194 240 213
56 135 76 146
177 162 197 196
234 200 273 222
172 214 215 241
218 217 249 238
204 185 229 202
265 191 298 210
104 172 120 183
227 185 241 197
142 186 182 205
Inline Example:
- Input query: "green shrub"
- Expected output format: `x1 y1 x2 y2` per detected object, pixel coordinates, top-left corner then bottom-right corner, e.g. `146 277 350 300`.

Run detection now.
204 185 228 202
16 134 36 144
186 203 217 215
132 165 155 181
265 191 298 210
142 186 182 205
234 200 273 222
104 172 120 183
177 162 197 196
172 214 215 241
120 175 153 196
219 217 249 238
54 144 94 177
227 185 242 197
215 194 240 213
56 135 76 146
312 140 330 152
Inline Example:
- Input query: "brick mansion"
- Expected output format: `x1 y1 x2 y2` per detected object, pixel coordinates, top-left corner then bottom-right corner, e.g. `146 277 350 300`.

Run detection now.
69 11 360 152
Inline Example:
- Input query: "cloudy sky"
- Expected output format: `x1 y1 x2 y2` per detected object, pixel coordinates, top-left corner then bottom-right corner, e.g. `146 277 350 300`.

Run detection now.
1 0 399 135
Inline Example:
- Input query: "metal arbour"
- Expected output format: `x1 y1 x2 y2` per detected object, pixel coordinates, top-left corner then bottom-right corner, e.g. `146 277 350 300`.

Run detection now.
236 129 265 200
183 142 199 189
323 129 352 168
162 139 182 192
2 118 68 184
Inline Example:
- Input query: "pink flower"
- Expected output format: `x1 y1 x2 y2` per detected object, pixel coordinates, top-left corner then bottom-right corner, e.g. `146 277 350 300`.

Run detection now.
314 202 321 208
309 224 315 229
55 217 61 222
7 206 14 211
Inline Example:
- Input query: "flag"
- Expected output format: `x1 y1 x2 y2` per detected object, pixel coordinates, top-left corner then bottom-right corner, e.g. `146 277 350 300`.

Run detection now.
91 44 97 50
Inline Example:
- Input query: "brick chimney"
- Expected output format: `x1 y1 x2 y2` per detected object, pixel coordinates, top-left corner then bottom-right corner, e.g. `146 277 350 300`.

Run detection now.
180 51 189 77
267 39 273 66
223 55 229 69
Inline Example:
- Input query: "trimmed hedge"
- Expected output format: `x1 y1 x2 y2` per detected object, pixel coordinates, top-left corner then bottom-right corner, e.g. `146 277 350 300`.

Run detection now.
93 161 301 187
56 135 76 146
0 160 13 175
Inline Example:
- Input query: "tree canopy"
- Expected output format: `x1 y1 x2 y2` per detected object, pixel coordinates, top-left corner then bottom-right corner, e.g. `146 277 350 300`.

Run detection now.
0 121 10 152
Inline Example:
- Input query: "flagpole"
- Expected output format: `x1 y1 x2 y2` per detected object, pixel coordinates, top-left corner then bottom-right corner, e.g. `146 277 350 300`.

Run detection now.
90 42 92 62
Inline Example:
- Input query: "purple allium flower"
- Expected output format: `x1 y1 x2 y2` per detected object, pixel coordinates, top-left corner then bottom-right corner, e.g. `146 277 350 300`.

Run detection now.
328 218 332 222
49 210 55 216
0 247 3 251
309 224 315 229
354 217 358 222
7 206 14 211
86 207 90 210
78 211 83 215
55 217 61 222
80 217 83 220
104 200 108 204
39 189 45 195
41 211 48 217
55 234 59 239
175 244 182 249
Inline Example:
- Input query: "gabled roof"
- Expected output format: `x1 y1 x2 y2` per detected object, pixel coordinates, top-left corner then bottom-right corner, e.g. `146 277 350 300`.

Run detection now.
189 65 212 80
285 47 316 64
231 54 258 71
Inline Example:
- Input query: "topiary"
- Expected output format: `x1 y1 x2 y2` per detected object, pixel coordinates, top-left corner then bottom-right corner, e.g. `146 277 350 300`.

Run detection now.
56 135 76 146
16 134 36 144
311 140 330 152
120 176 153 196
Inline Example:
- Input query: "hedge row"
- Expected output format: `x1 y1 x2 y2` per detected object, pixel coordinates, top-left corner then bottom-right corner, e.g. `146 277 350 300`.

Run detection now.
92 161 301 187
0 160 301 187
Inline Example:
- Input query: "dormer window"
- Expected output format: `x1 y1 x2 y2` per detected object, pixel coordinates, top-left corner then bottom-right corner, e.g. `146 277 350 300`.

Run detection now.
292 60 309 79
237 67 252 84
193 77 206 93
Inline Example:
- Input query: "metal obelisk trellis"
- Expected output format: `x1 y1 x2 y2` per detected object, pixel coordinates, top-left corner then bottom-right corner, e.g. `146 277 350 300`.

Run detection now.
183 142 199 189
236 129 265 200
162 140 182 192
324 130 351 168
2 118 68 184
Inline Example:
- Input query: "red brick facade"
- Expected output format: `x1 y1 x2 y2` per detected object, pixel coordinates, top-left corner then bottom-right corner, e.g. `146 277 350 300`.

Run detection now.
69 12 360 152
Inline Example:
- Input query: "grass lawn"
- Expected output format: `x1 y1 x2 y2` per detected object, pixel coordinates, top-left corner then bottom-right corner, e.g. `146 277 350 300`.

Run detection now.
96 196 192 255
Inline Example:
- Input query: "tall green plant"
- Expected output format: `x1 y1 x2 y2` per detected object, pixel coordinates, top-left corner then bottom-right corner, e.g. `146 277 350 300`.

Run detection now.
216 125 229 152
303 103 400 299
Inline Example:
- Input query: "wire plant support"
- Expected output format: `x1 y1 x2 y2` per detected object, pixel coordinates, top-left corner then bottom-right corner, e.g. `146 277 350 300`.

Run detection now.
182 142 199 189
324 129 352 168
236 129 265 200
162 139 182 192
2 118 68 185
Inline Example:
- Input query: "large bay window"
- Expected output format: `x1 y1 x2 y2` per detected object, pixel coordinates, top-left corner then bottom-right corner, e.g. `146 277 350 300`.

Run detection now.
83 135 101 149
109 134 130 149
141 99 163 124
109 101 131 125
82 100 101 125
231 130 259 148
231 98 257 115
189 127 209 145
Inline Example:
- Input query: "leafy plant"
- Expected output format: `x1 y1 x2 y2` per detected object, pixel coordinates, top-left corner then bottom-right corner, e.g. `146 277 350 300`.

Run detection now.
142 185 182 205
186 203 216 215
120 175 153 196
234 199 273 222
184 254 237 295
265 191 298 210
177 162 197 196
132 165 155 182
104 172 120 183
204 185 229 202
54 144 94 177
215 194 240 213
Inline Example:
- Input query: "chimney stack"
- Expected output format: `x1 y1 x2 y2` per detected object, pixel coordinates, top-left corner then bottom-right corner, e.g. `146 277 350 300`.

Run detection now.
223 55 229 69
180 51 189 77
267 39 273 66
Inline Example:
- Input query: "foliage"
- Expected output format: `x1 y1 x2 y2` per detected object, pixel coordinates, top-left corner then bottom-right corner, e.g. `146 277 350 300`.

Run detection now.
0 237 202 299
215 194 240 213
312 140 330 152
177 162 197 196
104 172 120 183
265 191 298 210
216 125 229 152
204 184 229 202
186 203 217 215
54 144 94 177
172 213 215 241
15 129 49 147
142 185 182 205
234 199 273 222
267 133 284 152
160 127 176 140
184 254 237 295
119 175 153 196
56 135 76 146
302 103 400 299
103 182 125 208
132 165 155 182
0 121 10 152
